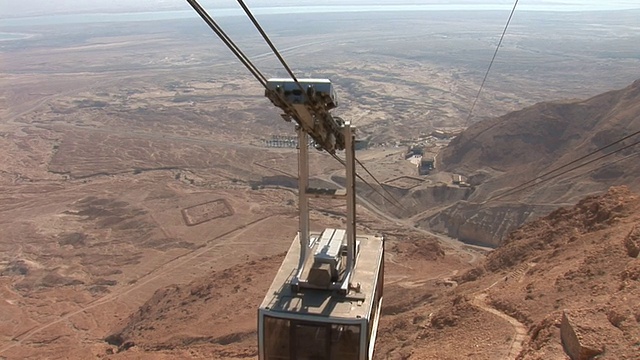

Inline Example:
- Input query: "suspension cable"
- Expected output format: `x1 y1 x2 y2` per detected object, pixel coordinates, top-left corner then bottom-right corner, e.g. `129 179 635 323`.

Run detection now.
235 0 309 97
488 124 640 201
234 0 407 212
213 0 637 218
190 0 408 215
186 0 267 87
486 137 640 203
465 0 519 123
559 151 640 184
186 0 313 126
330 153 406 212
355 158 408 212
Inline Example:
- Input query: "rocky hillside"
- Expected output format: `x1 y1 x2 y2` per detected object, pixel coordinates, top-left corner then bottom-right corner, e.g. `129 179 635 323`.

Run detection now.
478 186 639 359
99 187 639 359
379 186 640 359
425 79 640 246
102 253 287 359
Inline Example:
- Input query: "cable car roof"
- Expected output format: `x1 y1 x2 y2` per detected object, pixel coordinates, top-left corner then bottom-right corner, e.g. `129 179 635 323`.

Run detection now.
259 232 383 320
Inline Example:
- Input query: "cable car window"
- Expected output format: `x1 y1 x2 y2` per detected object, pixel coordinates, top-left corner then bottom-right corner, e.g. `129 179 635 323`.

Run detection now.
369 258 384 342
264 316 290 360
292 322 330 360
330 324 360 360
264 316 362 360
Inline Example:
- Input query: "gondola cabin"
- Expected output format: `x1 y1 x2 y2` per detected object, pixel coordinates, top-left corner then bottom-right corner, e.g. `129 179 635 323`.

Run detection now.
259 78 383 359
258 228 384 360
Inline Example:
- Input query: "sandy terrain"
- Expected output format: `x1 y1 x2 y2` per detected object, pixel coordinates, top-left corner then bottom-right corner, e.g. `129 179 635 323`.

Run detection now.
1 7 639 360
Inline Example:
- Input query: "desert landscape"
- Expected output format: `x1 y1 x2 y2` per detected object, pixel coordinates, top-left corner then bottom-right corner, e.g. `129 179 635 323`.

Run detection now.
1 2 639 359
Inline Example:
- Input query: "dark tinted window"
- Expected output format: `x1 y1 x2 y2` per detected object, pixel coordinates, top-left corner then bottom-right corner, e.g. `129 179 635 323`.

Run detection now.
264 316 362 360
264 316 290 360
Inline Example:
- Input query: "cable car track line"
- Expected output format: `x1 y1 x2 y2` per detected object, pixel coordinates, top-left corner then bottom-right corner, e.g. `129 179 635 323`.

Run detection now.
486 124 640 202
188 0 408 212
465 0 519 123
236 0 307 97
232 0 408 212
329 153 406 212
487 137 640 203
186 1 309 128
355 157 409 212
186 0 267 87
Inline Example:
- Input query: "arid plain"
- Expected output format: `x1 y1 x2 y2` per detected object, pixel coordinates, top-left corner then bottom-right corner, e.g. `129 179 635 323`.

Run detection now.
1 7 639 359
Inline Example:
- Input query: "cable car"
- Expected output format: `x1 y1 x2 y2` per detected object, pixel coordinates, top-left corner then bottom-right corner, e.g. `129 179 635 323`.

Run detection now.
258 82 384 359
258 229 384 360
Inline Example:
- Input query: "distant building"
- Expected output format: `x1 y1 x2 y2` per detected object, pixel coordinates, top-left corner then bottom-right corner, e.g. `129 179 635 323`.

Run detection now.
452 174 470 187
431 129 462 139
355 139 369 151
431 130 449 139
405 145 424 159
419 158 435 175
264 134 314 148
408 155 422 167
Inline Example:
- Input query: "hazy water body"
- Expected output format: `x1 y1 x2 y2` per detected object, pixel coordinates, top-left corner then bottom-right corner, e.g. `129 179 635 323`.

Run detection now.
1 4 639 28
0 32 31 41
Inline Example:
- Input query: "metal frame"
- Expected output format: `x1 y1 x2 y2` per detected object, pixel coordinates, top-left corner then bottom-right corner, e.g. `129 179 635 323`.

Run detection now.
265 78 344 154
368 301 383 359
291 122 357 294
258 78 384 360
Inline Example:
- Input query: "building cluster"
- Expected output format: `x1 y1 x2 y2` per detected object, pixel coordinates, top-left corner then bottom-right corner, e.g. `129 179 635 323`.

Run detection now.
263 135 304 148
264 135 298 148
419 158 435 175
404 145 436 175
452 174 470 187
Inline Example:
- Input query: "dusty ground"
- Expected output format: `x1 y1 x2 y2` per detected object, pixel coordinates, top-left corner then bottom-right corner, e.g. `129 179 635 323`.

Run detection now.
0 67 476 359
86 187 640 360
2 8 640 360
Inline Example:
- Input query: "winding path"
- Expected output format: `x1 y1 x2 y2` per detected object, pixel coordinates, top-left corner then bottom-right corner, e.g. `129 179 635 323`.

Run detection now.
471 292 527 359
468 264 534 360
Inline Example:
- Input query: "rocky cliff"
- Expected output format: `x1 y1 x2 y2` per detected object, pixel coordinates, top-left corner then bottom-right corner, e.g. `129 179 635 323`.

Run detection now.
425 79 640 246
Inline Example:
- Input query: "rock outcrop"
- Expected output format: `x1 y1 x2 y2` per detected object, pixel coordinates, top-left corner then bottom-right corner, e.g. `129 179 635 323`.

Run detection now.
424 79 640 247
561 310 606 360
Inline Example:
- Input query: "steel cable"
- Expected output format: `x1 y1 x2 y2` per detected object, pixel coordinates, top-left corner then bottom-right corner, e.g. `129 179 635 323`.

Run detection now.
486 137 640 203
235 0 308 97
465 0 519 123
487 124 640 201
186 0 268 87
330 153 406 212
355 158 408 212
187 0 400 214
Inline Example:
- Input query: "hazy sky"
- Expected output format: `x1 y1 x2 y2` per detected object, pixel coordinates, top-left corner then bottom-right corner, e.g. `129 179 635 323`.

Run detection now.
1 0 639 18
